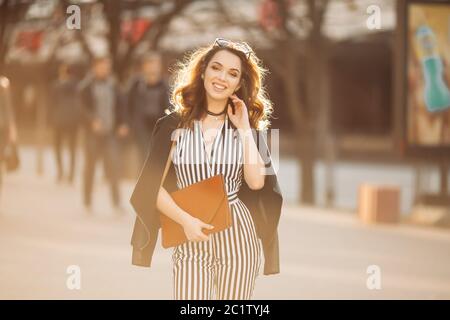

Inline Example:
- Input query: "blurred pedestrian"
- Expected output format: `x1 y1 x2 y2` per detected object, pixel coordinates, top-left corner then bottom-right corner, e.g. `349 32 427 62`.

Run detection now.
0 76 18 199
127 52 169 165
79 56 129 214
48 63 81 184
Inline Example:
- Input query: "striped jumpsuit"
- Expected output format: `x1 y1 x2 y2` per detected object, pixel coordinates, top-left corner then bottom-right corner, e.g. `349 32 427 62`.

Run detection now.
171 114 262 300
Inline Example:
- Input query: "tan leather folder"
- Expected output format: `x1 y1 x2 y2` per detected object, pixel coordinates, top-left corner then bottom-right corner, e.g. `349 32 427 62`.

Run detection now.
160 174 232 248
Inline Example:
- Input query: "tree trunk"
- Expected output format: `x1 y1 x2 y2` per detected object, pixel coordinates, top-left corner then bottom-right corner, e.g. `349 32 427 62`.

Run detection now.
0 0 10 74
279 38 315 204
439 161 448 197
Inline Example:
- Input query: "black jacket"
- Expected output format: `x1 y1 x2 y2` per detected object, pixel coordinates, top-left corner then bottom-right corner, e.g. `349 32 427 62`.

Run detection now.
48 79 82 129
127 77 169 122
129 111 283 275
78 76 127 133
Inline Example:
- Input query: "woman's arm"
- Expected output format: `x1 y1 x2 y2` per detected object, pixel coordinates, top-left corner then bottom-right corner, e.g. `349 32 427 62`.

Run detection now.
238 126 266 190
227 94 265 190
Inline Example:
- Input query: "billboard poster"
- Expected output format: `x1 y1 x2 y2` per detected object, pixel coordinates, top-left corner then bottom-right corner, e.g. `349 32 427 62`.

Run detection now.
407 2 450 147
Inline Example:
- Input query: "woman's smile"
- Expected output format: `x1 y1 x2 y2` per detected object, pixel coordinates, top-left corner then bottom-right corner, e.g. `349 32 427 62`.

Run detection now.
212 82 227 92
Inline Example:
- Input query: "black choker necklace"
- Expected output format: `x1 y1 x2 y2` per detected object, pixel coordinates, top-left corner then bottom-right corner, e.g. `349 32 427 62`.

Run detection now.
206 107 227 120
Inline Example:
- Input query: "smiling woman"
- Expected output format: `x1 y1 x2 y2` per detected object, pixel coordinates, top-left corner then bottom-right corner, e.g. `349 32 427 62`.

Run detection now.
170 40 274 191
130 38 283 301
170 39 273 131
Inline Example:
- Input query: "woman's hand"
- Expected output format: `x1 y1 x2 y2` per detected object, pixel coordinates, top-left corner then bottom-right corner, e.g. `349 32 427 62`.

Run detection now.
227 94 266 190
181 215 214 242
227 94 250 130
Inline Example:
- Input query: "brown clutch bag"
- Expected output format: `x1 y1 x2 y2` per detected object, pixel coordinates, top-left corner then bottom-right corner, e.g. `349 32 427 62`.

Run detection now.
158 139 232 248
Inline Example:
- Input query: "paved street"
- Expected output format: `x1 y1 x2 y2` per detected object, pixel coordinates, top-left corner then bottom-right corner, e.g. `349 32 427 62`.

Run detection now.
1 147 450 299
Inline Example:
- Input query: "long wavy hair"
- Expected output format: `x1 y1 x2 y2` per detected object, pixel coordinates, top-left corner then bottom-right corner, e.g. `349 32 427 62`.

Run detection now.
169 40 273 130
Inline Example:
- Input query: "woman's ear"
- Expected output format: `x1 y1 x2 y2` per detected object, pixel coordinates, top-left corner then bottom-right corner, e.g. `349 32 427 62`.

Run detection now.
236 78 246 92
235 81 243 92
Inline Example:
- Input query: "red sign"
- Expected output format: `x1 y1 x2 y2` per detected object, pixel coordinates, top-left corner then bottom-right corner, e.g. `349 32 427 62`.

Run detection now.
121 18 151 45
15 30 44 53
258 0 293 31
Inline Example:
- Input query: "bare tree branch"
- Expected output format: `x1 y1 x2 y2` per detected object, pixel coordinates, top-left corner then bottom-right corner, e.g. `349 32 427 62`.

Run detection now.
116 0 192 77
145 0 192 49
0 0 33 72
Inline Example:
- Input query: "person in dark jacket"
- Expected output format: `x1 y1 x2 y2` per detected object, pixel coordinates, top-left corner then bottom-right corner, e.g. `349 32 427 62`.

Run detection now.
127 52 169 166
0 76 18 199
129 39 283 300
48 63 81 184
79 56 129 213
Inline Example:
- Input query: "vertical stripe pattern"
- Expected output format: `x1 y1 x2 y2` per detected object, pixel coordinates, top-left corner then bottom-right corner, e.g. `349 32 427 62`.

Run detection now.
171 114 262 300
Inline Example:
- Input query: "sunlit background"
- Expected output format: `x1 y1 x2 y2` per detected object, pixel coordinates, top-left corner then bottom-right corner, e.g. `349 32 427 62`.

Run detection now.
0 0 449 299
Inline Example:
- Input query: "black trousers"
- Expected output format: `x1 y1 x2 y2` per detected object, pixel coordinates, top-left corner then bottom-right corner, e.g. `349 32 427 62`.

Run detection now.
53 126 78 182
83 132 121 207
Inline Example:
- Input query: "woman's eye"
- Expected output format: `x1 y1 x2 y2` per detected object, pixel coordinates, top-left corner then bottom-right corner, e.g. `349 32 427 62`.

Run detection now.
212 66 219 70
230 73 238 78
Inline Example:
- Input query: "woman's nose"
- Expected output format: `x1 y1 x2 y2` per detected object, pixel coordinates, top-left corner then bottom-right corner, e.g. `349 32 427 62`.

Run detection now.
218 71 227 80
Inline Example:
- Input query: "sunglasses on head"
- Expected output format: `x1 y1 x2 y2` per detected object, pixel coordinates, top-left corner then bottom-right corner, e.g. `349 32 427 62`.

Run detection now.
213 38 253 60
